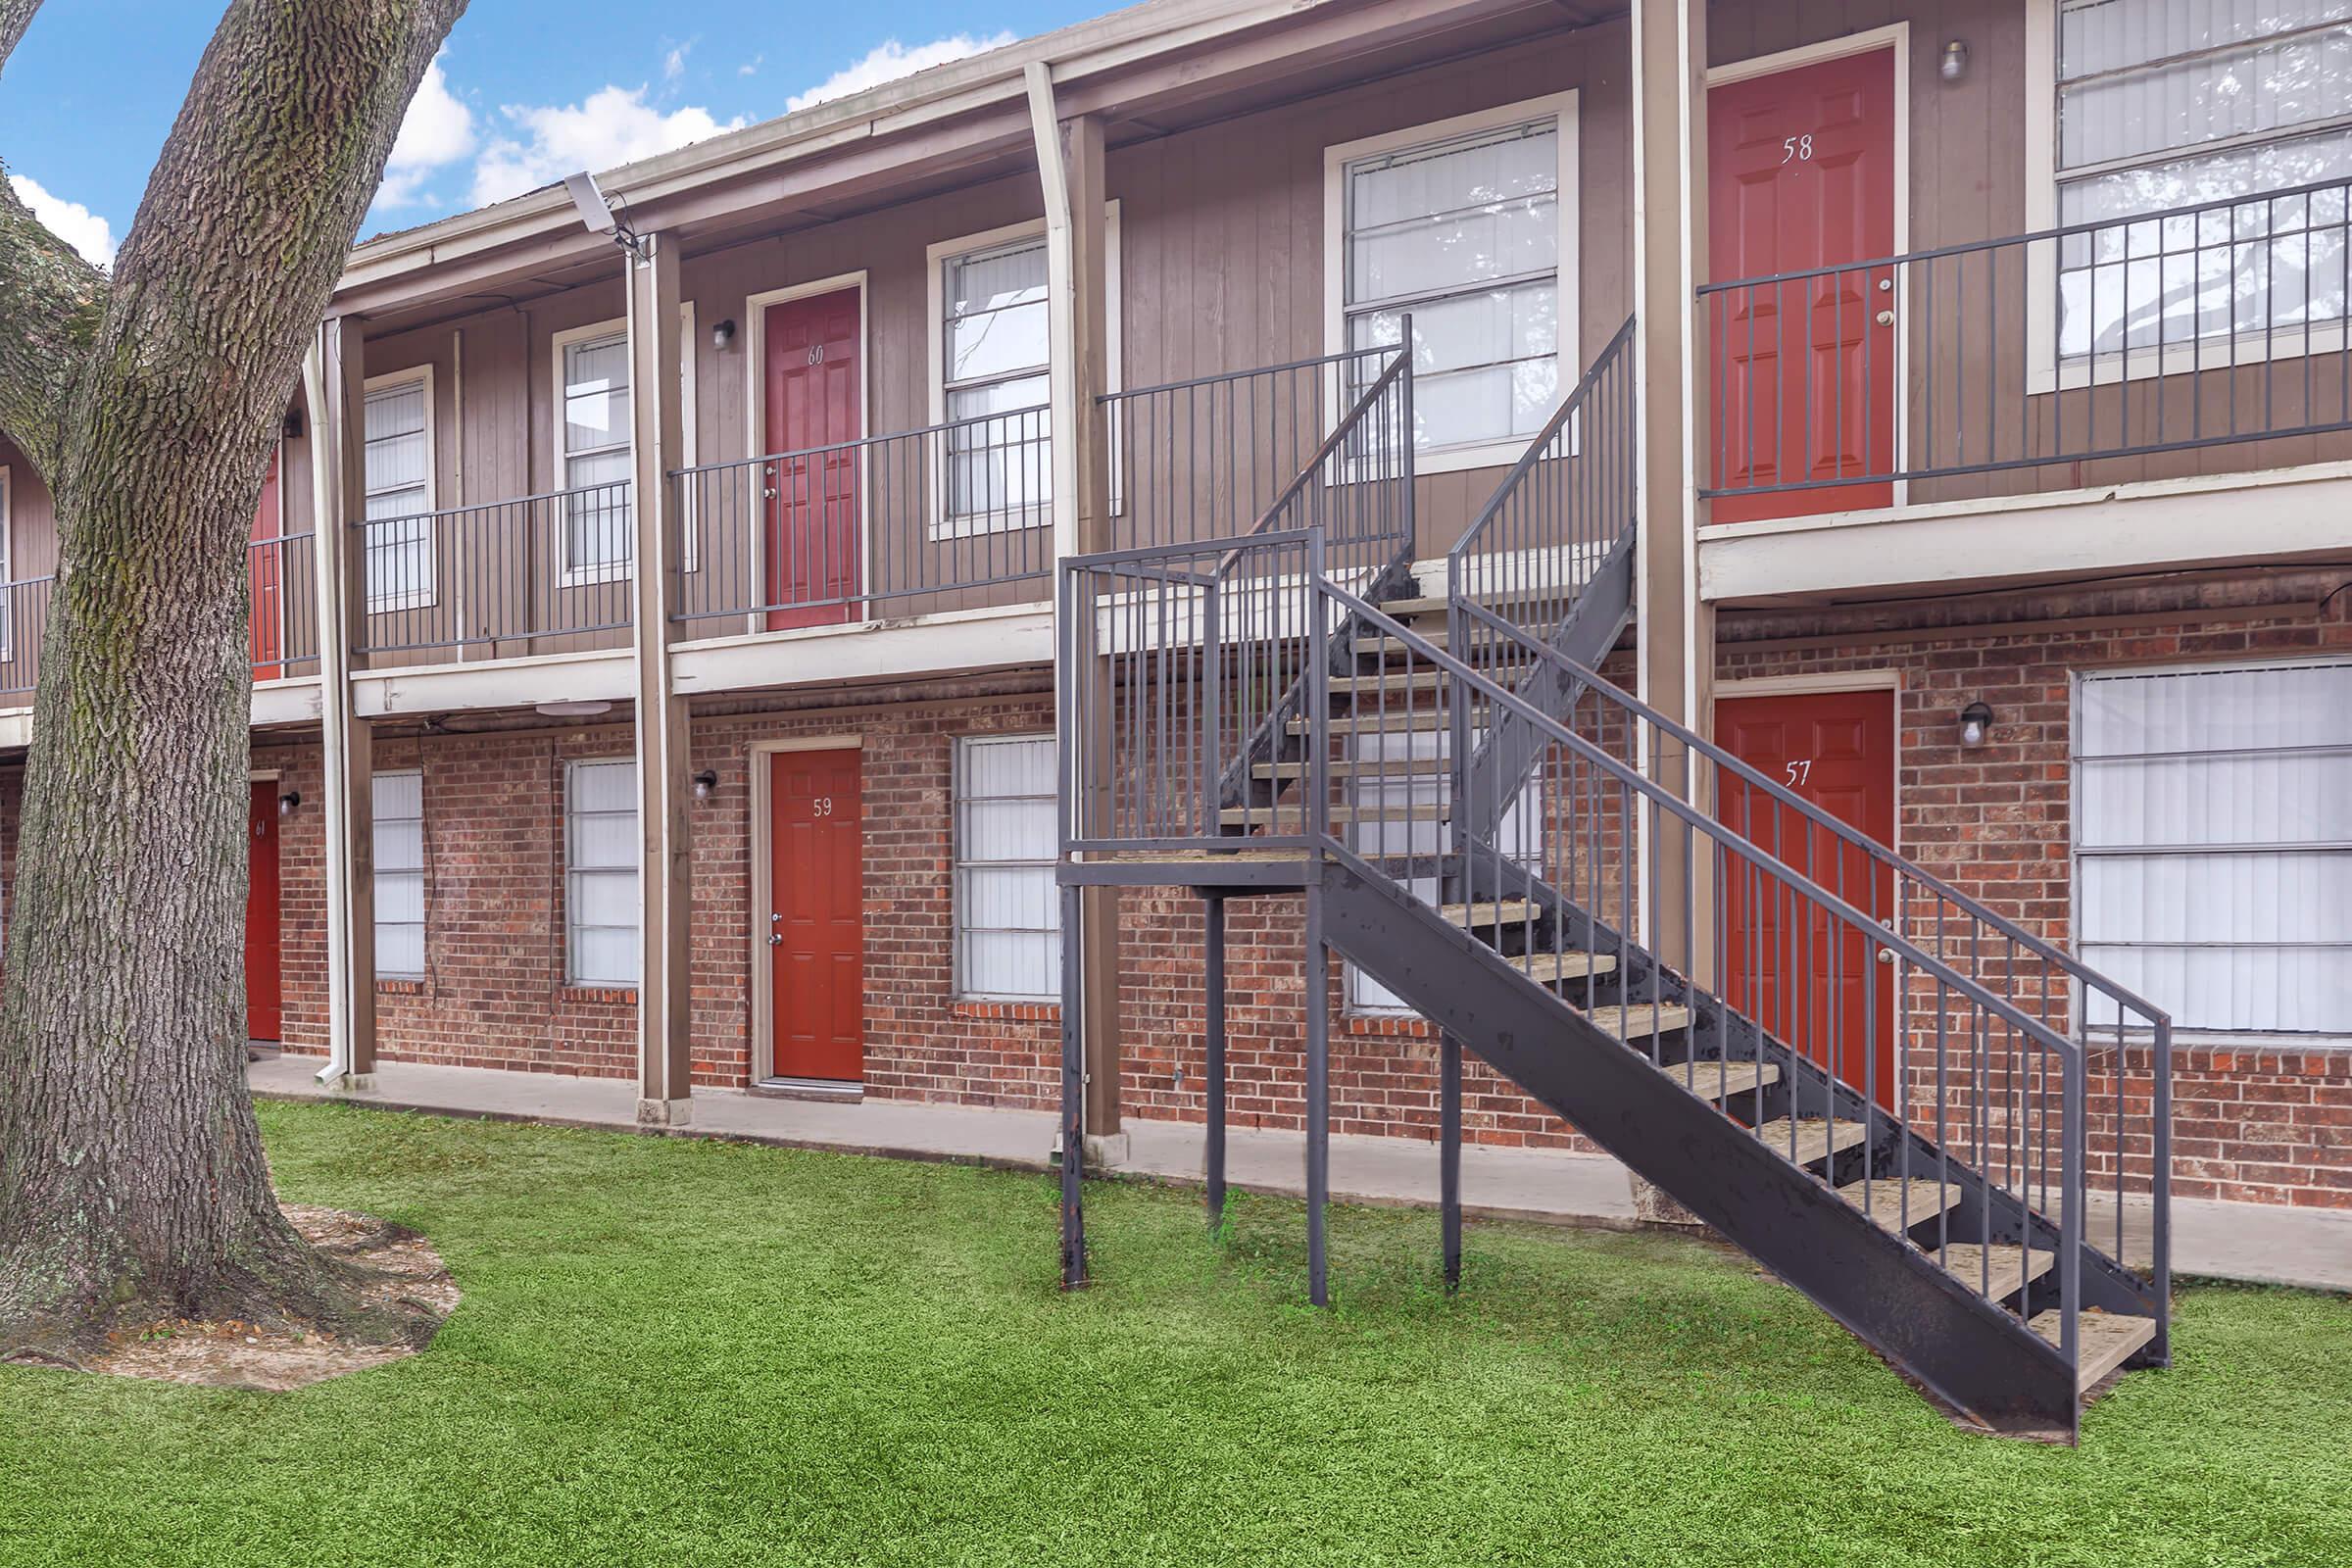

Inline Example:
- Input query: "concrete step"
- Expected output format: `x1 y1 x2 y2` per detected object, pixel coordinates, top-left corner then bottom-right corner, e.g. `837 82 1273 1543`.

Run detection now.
1752 1116 1870 1166
1835 1177 1967 1235
2029 1309 2160 1391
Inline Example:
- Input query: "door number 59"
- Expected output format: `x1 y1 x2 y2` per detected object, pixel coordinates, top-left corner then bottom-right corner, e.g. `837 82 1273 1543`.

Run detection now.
1781 134 1814 164
812 796 835 816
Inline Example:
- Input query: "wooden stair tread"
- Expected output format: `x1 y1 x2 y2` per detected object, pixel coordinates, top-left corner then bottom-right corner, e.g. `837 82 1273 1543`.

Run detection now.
1656 1057 1780 1099
1507 950 1618 982
1218 804 1446 828
1298 710 1488 735
1935 1243 2056 1301
2029 1309 2159 1391
1328 669 1451 695
1835 1178 1966 1235
1254 759 1461 780
1752 1117 1869 1165
1439 899 1541 925
1096 848 1308 862
1582 1002 1692 1038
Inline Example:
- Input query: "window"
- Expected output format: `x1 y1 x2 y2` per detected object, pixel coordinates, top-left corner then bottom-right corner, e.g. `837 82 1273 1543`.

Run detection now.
928 211 1121 537
373 770 425 979
2075 661 2352 1034
1346 729 1540 1012
954 735 1058 1000
564 759 639 987
363 373 433 610
557 323 634 583
2050 0 2352 359
1329 96 1577 469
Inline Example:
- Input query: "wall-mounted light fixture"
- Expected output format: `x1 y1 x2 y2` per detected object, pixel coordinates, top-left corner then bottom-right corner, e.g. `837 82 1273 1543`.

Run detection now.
692 768 718 801
1958 702 1995 748
1940 39 1970 81
710 318 738 351
535 700 613 718
277 791 302 818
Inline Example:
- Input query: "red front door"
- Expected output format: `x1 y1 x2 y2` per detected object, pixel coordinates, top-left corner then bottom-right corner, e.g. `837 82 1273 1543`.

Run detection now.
1708 47 1898 522
250 451 284 678
1716 690 1896 1108
769 748 863 1082
246 781 283 1044
762 288 862 630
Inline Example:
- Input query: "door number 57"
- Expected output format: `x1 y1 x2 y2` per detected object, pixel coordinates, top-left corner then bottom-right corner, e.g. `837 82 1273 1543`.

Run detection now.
1782 134 1815 164
1784 760 1813 787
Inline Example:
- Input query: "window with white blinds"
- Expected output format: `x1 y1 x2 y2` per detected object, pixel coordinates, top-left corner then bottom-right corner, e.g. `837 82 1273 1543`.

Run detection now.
954 735 1058 1001
565 759 639 987
2074 660 2352 1033
2053 0 2352 358
939 234 1054 534
373 770 425 979
1335 100 1573 460
1346 728 1541 1012
363 375 433 609
559 328 634 581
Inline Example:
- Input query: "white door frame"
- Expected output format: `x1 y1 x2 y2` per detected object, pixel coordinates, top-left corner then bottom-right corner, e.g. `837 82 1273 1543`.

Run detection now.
746 732 865 1086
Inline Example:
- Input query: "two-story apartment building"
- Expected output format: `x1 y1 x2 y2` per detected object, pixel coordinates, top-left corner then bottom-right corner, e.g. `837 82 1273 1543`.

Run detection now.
0 0 2342 1243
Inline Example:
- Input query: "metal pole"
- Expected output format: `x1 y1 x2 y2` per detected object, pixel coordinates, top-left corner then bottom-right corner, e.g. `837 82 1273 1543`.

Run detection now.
1305 878 1330 1307
1441 1031 1463 1291
1059 881 1089 1289
1205 891 1229 1230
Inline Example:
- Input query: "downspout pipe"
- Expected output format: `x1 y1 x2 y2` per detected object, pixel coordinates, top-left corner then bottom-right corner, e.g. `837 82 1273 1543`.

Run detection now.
301 337 355 1087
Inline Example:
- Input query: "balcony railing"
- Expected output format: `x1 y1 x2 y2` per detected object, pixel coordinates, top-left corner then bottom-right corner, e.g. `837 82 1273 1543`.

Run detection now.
353 481 634 659
669 406 1054 633
0 576 52 707
1700 173 2352 512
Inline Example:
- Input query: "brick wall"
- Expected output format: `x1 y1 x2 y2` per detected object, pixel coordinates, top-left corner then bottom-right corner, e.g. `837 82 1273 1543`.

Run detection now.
1718 571 2352 1208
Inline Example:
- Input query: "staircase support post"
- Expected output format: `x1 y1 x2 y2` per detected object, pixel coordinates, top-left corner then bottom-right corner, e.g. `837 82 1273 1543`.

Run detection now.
1204 892 1229 1231
1305 881 1331 1307
1059 880 1089 1289
1441 1032 1463 1291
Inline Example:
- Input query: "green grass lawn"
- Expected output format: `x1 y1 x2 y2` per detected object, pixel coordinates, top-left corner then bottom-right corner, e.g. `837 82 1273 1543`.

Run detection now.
2 1102 2347 1567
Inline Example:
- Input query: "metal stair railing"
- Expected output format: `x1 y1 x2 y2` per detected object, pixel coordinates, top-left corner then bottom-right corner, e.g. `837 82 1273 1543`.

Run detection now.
1310 574 2170 1389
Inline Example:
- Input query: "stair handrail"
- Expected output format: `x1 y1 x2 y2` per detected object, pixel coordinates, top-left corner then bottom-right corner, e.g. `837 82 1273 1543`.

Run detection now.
1214 339 1412 577
1313 575 2101 1374
1446 314 1639 616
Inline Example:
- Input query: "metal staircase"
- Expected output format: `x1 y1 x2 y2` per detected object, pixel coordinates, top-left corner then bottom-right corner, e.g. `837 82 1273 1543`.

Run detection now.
1055 319 2173 1442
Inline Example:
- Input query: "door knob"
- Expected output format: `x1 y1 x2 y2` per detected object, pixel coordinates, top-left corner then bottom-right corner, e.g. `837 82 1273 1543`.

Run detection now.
768 932 784 946
1875 310 1895 327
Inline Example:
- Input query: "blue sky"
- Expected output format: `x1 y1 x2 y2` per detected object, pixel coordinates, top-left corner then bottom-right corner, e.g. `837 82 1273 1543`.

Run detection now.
0 0 1100 265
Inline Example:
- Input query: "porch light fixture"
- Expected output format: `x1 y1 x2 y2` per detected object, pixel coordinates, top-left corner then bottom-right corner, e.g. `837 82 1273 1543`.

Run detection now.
1958 702 1994 748
1939 39 1970 81
692 769 718 801
277 791 301 818
710 318 737 351
535 700 614 718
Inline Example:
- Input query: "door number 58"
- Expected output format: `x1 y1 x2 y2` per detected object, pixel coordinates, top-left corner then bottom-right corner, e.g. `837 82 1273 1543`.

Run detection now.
1781 134 1815 164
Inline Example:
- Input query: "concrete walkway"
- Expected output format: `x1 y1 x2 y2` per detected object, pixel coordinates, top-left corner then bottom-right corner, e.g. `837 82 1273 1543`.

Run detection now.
248 1054 2351 1293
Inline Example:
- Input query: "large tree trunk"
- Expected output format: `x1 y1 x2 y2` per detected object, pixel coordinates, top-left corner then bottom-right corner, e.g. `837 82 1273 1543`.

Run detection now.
0 0 466 1358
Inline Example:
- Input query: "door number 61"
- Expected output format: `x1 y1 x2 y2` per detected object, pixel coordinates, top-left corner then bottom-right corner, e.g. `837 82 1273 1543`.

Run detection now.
1781 134 1815 164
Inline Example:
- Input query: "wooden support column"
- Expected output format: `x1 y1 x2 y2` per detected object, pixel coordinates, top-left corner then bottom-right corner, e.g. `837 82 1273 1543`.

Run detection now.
306 317 376 1088
1632 0 1715 966
1030 65 1125 1144
627 232 694 1125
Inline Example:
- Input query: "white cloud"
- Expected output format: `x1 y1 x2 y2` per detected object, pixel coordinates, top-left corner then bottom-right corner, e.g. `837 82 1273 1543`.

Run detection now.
8 174 115 267
664 45 689 83
785 33 1015 114
472 85 744 207
376 55 475 211
739 54 763 77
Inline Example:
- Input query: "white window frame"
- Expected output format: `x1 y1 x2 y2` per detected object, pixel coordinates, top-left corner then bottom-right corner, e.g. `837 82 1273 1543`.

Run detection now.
924 205 1123 542
953 733 1059 1003
564 756 640 989
2069 655 2352 1044
2026 0 2352 393
361 366 436 613
372 768 426 981
1323 92 1581 478
552 317 634 589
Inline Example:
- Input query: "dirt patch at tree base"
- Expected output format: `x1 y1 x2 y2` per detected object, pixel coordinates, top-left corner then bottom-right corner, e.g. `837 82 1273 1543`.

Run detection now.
87 1204 459 1391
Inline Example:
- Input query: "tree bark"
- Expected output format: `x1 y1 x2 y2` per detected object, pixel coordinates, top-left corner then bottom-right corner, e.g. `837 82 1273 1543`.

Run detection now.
0 0 466 1358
